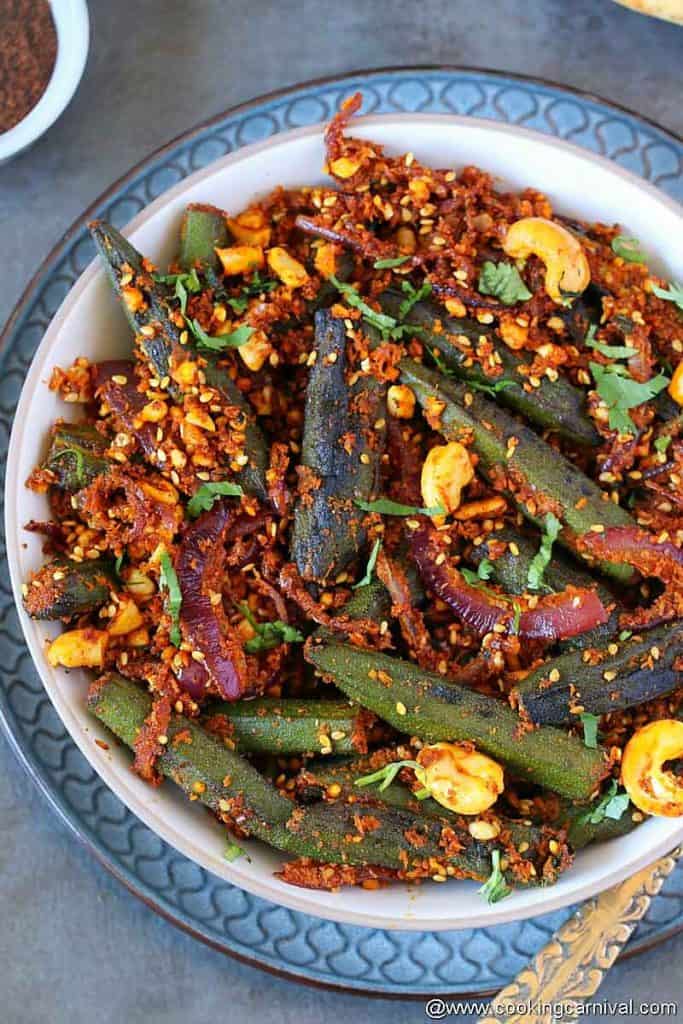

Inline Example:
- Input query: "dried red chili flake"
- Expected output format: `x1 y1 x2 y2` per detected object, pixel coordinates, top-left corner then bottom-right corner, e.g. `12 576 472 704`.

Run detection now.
0 0 58 134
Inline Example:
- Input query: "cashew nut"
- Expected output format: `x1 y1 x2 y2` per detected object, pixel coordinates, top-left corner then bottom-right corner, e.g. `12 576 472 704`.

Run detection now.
421 441 474 515
416 742 504 816
503 217 590 304
621 719 683 817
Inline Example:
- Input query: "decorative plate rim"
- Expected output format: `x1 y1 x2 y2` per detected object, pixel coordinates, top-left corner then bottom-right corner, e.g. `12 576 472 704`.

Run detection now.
2 65 683 996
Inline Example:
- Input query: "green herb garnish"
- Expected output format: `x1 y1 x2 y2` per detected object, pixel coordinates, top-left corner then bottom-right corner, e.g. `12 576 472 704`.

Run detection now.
355 759 423 792
578 779 630 826
398 279 432 321
461 559 495 587
619 629 633 642
224 841 244 862
373 255 411 270
584 324 637 360
475 558 494 581
527 512 561 591
159 549 182 646
590 361 669 434
239 603 304 654
154 268 202 314
654 435 672 454
355 497 446 517
466 378 517 398
511 602 522 635
478 261 532 305
191 320 255 351
187 481 244 518
652 281 683 312
353 538 382 590
330 275 398 336
114 553 126 577
580 712 600 749
52 446 85 482
228 272 279 313
478 849 511 904
611 235 646 264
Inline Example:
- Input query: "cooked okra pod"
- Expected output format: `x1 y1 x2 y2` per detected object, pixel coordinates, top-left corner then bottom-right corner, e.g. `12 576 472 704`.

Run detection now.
514 622 683 725
306 639 607 801
380 289 598 446
88 672 569 887
41 422 110 492
400 358 636 582
292 310 387 582
23 557 115 620
207 697 374 756
469 526 620 650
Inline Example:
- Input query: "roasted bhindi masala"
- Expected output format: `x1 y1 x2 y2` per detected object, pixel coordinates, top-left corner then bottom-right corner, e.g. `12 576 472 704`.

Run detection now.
22 94 683 900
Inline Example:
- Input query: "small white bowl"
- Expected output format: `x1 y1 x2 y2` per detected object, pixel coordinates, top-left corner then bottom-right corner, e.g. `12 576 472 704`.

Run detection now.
0 0 90 165
7 114 683 931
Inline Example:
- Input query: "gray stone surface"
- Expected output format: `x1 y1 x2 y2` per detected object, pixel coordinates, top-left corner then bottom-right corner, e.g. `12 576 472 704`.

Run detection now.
1 1 682 1020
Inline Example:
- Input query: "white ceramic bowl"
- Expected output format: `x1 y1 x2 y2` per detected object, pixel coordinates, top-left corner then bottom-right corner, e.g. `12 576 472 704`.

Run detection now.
7 114 683 931
0 0 90 164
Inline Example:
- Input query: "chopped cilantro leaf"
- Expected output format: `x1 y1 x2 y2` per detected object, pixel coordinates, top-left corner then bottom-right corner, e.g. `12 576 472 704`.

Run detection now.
580 712 600 749
654 435 672 454
584 324 636 360
611 235 646 263
619 630 633 641
374 255 411 269
652 281 683 312
159 549 182 647
330 275 398 336
228 272 278 313
578 780 630 826
590 361 669 434
475 558 494 581
187 481 244 518
478 849 511 904
478 261 532 305
191 320 255 350
353 538 382 589
355 497 445 517
239 603 304 654
467 377 517 398
398 279 432 321
511 602 522 635
355 759 423 793
224 841 244 862
527 512 561 591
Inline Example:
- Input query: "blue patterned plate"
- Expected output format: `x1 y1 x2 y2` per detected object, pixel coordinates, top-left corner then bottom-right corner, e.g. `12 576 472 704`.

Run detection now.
2 68 683 996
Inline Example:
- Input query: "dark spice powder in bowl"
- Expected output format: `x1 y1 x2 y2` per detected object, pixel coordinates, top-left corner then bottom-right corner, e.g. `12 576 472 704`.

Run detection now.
0 0 58 134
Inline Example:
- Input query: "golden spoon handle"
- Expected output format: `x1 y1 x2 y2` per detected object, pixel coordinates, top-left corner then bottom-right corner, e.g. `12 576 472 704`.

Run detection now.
478 845 682 1024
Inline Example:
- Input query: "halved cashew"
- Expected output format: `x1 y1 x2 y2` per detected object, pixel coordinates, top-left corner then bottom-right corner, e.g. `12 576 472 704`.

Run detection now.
226 209 271 247
108 596 145 637
621 719 683 817
47 628 108 669
387 384 416 419
267 247 309 288
215 245 264 276
140 478 179 506
421 441 474 515
124 568 156 598
503 217 590 303
313 243 339 279
416 742 504 815
238 329 273 372
668 362 683 406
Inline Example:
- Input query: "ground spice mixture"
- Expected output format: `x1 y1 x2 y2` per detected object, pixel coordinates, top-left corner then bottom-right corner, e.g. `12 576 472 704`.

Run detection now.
0 0 57 134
